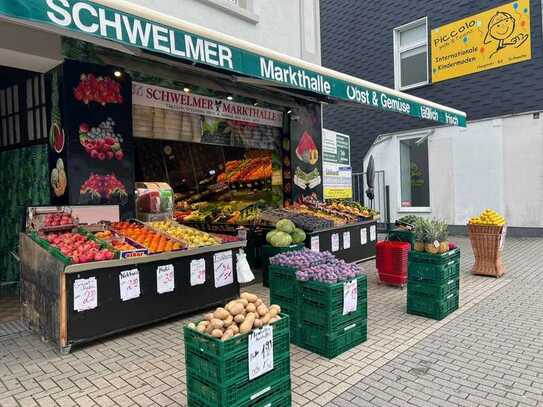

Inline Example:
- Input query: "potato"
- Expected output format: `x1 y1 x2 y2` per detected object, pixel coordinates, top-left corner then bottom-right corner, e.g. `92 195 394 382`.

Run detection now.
253 319 263 329
204 313 214 321
230 324 239 334
261 313 272 325
223 314 234 328
240 312 256 334
234 314 245 324
270 304 281 314
221 329 234 341
229 303 245 316
269 316 281 324
241 292 258 303
269 308 279 318
257 304 268 317
187 322 196 330
196 321 208 333
238 298 248 307
211 329 223 338
255 299 263 307
210 318 224 330
246 303 256 313
214 308 230 320
225 300 239 312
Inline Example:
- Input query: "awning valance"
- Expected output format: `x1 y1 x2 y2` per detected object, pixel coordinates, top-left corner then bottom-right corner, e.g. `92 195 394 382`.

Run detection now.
0 0 467 126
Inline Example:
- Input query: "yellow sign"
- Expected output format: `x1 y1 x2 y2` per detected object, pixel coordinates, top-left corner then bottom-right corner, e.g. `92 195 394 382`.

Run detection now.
431 1 531 83
324 188 352 200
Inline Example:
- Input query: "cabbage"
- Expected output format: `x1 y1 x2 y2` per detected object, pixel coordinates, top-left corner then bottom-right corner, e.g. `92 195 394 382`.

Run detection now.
270 231 293 248
266 230 278 244
276 219 295 234
291 228 306 244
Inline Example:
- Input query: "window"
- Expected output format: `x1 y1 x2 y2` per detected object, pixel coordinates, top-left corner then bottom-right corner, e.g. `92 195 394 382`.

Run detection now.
201 0 258 23
394 18 429 90
400 137 430 208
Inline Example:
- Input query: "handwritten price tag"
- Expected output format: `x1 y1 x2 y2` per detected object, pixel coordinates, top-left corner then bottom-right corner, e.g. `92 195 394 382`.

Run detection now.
360 228 367 245
248 325 274 380
119 269 140 301
343 231 351 250
310 236 320 252
157 264 175 294
370 225 377 242
331 233 340 252
73 277 97 312
214 251 234 288
190 258 206 286
343 279 358 315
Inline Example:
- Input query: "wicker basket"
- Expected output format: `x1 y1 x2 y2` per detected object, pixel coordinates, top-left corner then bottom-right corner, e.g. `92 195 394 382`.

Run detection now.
468 224 507 278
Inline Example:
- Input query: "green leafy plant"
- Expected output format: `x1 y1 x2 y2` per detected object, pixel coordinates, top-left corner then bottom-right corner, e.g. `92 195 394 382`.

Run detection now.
435 220 449 242
413 218 427 242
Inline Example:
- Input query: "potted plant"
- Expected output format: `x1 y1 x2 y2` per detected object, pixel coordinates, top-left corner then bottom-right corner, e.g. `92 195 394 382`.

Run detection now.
413 218 427 252
437 221 449 253
424 220 440 254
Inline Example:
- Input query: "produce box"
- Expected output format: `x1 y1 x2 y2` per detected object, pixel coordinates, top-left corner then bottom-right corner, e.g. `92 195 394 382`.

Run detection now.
300 317 367 359
407 292 459 320
262 244 305 287
268 265 299 302
408 248 460 283
407 278 459 300
270 294 301 346
388 228 415 249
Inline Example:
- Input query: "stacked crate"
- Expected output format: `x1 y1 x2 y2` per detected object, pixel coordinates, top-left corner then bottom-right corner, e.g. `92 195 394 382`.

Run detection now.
268 265 301 345
184 315 291 407
261 244 305 287
407 248 461 320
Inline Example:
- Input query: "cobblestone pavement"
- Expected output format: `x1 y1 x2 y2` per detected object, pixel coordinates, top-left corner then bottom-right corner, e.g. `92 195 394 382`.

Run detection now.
0 236 540 407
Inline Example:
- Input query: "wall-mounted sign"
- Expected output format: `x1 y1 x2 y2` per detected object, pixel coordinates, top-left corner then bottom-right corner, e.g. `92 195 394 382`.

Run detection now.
431 0 531 83
323 130 352 200
133 83 283 128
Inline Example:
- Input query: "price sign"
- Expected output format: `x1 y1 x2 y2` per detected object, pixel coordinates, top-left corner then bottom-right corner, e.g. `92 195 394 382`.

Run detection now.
214 251 234 288
343 279 358 315
343 231 351 250
370 225 377 241
119 269 141 301
248 325 274 380
360 228 367 245
73 277 97 312
190 258 206 286
157 264 174 294
310 236 320 252
331 233 340 252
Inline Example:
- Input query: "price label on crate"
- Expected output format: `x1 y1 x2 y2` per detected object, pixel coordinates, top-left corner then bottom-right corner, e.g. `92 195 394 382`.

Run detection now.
370 225 377 241
331 233 340 252
343 231 351 250
248 325 274 380
119 269 140 301
156 264 175 294
73 277 97 312
310 235 320 252
343 279 358 315
214 251 234 288
190 258 206 286
360 228 367 245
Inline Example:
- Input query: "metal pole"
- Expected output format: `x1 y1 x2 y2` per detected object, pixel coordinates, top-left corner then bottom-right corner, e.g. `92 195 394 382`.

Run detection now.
385 185 391 233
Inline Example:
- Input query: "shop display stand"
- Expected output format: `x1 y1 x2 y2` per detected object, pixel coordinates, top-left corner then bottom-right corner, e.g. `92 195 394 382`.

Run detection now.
468 225 506 278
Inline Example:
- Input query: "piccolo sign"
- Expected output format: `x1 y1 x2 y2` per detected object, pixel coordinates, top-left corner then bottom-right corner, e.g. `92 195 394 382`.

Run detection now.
0 0 466 126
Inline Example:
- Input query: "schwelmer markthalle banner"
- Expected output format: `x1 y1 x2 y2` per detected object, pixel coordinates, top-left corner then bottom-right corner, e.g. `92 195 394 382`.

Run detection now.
431 0 531 83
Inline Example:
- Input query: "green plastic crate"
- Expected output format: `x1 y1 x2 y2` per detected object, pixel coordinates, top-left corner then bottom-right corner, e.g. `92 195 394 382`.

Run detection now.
269 265 299 302
270 294 301 346
188 381 292 407
302 296 367 333
263 245 304 287
388 229 415 249
407 278 459 300
300 317 368 359
408 249 461 283
187 362 291 407
300 275 368 307
407 291 459 320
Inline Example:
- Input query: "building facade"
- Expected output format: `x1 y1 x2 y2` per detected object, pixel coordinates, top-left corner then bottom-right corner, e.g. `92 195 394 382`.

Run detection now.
321 0 543 231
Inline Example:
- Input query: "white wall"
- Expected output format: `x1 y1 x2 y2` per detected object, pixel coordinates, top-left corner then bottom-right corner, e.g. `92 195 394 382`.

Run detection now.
364 113 543 228
128 0 322 64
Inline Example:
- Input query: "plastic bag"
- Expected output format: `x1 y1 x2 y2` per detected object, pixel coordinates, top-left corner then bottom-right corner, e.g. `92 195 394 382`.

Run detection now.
236 249 255 283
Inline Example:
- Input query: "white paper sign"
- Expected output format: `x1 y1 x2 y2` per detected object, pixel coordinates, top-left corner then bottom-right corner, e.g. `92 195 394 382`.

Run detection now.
360 228 368 245
331 233 340 252
74 277 97 312
370 225 377 241
248 325 274 380
190 258 206 286
214 251 234 288
119 269 141 301
343 279 358 315
310 236 320 252
343 231 351 250
499 226 507 250
157 264 175 294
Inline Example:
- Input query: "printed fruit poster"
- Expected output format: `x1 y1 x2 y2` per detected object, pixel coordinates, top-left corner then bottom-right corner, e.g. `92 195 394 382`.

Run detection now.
431 0 531 82
61 60 135 217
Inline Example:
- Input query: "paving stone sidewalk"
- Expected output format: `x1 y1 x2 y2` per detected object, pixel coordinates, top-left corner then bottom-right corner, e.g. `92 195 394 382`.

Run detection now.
0 236 539 407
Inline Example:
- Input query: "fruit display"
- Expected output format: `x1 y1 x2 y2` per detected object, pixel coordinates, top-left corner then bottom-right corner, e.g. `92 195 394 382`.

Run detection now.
326 200 380 220
270 249 364 283
468 209 506 226
212 234 241 243
43 212 76 227
74 73 123 105
296 131 319 165
261 208 334 232
44 231 115 263
111 221 184 254
178 202 263 226
265 219 306 247
217 156 272 183
147 220 220 248
79 118 124 161
80 173 128 204
186 293 282 341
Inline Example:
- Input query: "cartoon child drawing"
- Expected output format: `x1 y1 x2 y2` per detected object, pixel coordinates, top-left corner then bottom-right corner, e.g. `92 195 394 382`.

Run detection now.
484 11 528 58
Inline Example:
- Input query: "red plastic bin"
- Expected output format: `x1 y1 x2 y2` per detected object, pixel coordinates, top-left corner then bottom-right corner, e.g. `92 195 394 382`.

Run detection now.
376 241 410 286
